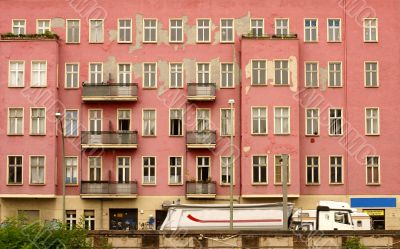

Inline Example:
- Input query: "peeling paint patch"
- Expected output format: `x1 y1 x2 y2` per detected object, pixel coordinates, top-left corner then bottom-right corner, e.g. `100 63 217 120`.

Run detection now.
245 86 251 95
157 60 169 92
183 58 196 83
319 67 328 91
183 16 196 46
108 29 117 42
157 21 169 45
51 18 65 28
243 146 251 153
235 12 251 36
267 61 275 83
210 58 221 87
103 56 117 82
132 63 143 81
288 56 298 92
129 14 143 52
245 61 251 79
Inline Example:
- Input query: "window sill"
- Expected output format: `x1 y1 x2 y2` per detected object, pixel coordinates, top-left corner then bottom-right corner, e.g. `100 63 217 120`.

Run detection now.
7 183 23 186
169 87 184 89
220 183 236 187
274 183 291 186
220 134 235 137
251 84 267 87
366 183 380 186
327 86 343 88
252 183 268 186
143 41 157 44
328 134 344 137
8 86 25 88
220 41 235 44
364 85 379 88
327 41 342 43
304 86 319 89
66 184 78 186
30 85 47 88
272 83 291 87
30 134 46 136
365 134 380 136
7 134 24 136
169 41 184 44
142 87 157 90
168 183 183 186
251 133 268 136
64 135 79 138
329 183 344 185
64 87 80 90
220 86 235 89
305 134 319 137
142 135 156 137
273 133 291 136
29 183 45 186
169 135 184 137
305 183 320 186
88 41 104 44
65 42 81 45
196 41 211 44
364 41 378 43
142 183 156 186
117 41 132 44
304 41 319 43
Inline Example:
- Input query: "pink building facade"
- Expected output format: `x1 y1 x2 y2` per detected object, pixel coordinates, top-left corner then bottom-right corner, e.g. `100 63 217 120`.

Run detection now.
0 0 399 230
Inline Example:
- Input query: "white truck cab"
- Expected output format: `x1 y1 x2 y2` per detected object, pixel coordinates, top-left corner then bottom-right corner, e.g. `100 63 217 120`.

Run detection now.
316 201 354 230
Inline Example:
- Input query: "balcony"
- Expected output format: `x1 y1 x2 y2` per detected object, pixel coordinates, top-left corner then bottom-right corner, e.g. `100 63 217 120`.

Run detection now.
186 181 216 199
81 131 138 149
186 131 216 149
80 181 137 198
82 83 138 102
187 83 216 101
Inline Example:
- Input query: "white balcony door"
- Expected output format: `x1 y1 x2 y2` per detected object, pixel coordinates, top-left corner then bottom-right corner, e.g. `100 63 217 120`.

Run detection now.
117 157 130 183
196 109 210 132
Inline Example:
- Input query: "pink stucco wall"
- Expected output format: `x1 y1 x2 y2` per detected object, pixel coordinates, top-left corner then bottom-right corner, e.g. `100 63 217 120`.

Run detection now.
0 0 399 199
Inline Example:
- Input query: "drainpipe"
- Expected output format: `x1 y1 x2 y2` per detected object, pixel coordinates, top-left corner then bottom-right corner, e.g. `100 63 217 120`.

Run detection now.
343 0 350 203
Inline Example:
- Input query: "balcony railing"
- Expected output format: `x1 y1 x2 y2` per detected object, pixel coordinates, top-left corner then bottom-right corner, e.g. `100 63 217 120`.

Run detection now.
81 131 138 149
242 33 298 39
82 83 138 102
186 130 216 149
80 181 137 198
187 83 216 101
186 181 216 198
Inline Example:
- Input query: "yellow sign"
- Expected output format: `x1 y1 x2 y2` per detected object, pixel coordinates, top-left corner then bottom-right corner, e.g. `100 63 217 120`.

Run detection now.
362 209 385 216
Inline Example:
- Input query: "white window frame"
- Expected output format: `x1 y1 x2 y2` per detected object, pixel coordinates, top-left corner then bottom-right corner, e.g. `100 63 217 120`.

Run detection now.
169 63 183 88
196 63 210 83
251 59 267 85
220 108 234 136
220 18 234 43
31 61 47 87
66 210 77 230
143 18 158 43
196 108 211 131
306 156 320 185
89 62 103 84
169 108 183 136
142 156 156 185
8 61 25 87
88 156 102 181
30 107 46 135
196 19 211 43
29 155 45 185
65 156 78 185
88 109 102 132
328 108 343 136
118 63 132 84
142 109 156 136
327 18 341 42
118 19 132 43
196 156 211 181
12 19 26 35
169 19 183 43
329 155 344 185
143 62 157 88
304 18 318 42
36 19 51 34
168 156 183 185
274 154 291 185
66 19 80 44
274 107 290 135
220 156 234 185
7 155 23 185
220 63 234 88
65 63 79 89
8 107 24 135
89 19 104 43
250 18 264 37
117 109 131 131
252 155 268 185
275 18 289 35
251 107 267 135
274 60 289 85
364 61 379 87
116 156 130 183
304 61 319 88
305 108 319 136
328 61 342 87
366 156 380 185
365 107 380 135
364 18 378 42
64 109 79 137
84 210 95 231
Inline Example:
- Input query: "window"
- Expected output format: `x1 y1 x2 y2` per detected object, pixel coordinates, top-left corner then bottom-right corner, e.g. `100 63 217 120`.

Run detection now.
328 19 341 42
221 109 234 136
197 19 210 43
118 19 132 43
117 157 130 183
89 110 102 132
89 19 104 43
65 63 79 88
65 110 78 137
8 156 22 184
365 62 378 87
118 64 131 84
89 157 101 181
274 107 290 134
143 63 157 88
197 63 210 83
329 109 343 135
366 156 379 184
305 62 318 87
143 19 157 43
118 110 130 131
31 61 47 87
275 19 289 35
37 20 50 34
306 109 319 136
196 109 210 131
252 107 267 134
8 108 23 135
9 61 24 87
330 156 343 184
221 156 233 184
66 20 80 43
143 109 156 136
84 210 95 230
169 157 182 184
275 155 290 184
328 62 342 87
221 63 234 88
364 18 378 42
275 60 289 85
89 63 103 84
304 19 318 42
30 156 45 184
170 19 183 43
220 19 234 42
12 20 26 35
65 157 78 184
197 157 210 181
251 19 264 37
366 108 379 135
169 63 183 88
252 60 266 85
143 157 156 184
306 156 319 184
252 156 267 184
66 211 77 230
31 108 45 135
170 109 183 136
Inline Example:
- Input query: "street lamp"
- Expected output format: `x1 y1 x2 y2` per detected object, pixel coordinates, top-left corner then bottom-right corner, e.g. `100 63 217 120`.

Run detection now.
228 99 235 230
55 112 66 224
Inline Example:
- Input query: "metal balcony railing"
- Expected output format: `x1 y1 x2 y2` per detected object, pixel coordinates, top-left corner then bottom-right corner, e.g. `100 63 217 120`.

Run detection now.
81 131 138 149
82 83 138 101
186 181 216 197
186 130 216 149
81 181 137 197
187 83 216 101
